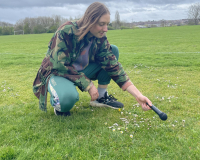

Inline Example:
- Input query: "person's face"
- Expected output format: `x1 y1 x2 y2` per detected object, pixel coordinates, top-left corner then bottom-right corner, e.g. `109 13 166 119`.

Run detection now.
89 13 110 38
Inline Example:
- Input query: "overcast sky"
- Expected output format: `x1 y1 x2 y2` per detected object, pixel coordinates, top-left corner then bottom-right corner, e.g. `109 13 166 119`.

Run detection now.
0 0 199 24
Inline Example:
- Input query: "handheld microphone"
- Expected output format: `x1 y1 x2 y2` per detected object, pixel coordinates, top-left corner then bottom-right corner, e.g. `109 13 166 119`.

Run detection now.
146 103 167 121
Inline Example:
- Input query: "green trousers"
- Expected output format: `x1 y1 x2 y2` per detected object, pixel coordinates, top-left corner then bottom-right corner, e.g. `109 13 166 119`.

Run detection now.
48 45 119 112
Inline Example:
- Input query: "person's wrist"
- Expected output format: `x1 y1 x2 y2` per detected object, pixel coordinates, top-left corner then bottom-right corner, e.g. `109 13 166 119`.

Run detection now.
88 82 94 92
84 81 94 92
135 93 143 100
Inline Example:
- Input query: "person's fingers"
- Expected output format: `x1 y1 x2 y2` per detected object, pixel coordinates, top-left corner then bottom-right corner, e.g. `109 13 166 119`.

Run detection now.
140 98 151 111
91 93 94 101
91 96 96 101
142 103 151 111
136 96 152 111
143 101 151 110
145 98 152 109
91 92 99 101
146 99 152 106
93 95 97 101
145 104 151 110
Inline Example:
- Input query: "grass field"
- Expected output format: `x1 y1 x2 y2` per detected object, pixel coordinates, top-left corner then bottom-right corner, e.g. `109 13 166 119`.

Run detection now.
0 25 200 159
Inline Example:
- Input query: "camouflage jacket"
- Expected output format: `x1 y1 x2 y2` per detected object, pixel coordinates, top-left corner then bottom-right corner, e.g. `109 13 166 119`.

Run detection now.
33 21 132 111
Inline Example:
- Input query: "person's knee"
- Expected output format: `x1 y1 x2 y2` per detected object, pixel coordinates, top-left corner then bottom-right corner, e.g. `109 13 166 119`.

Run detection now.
111 44 119 60
60 90 79 112
48 76 79 112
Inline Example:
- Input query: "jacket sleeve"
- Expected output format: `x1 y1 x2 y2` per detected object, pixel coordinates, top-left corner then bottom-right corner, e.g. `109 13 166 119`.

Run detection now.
95 38 133 90
49 30 91 92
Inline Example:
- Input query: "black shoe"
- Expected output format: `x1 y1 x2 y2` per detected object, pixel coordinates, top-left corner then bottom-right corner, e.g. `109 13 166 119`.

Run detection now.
90 91 124 109
54 108 71 116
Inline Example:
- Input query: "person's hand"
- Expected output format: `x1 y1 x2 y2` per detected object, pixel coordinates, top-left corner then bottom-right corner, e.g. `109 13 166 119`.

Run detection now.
88 85 99 101
136 95 152 111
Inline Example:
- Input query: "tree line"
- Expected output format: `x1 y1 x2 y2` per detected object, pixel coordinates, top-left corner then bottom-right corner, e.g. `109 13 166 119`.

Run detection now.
0 15 70 35
0 2 199 36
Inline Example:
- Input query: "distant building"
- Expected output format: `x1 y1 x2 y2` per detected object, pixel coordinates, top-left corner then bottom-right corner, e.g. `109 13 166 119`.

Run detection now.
125 19 190 28
135 25 147 28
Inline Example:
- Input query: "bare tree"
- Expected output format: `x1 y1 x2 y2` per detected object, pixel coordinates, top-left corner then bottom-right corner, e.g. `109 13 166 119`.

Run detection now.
112 11 121 29
0 22 14 27
15 19 24 31
188 3 200 25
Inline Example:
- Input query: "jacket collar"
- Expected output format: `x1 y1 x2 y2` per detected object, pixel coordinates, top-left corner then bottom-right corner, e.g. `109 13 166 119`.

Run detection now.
70 21 102 47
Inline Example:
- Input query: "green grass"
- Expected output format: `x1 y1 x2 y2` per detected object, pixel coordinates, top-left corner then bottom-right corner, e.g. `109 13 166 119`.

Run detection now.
0 25 200 159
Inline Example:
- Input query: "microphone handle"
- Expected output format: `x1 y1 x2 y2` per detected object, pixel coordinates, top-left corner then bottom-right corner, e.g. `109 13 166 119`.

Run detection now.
146 103 163 115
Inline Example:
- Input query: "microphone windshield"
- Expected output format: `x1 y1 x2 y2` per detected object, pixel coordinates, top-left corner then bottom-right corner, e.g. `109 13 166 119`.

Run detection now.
159 113 167 121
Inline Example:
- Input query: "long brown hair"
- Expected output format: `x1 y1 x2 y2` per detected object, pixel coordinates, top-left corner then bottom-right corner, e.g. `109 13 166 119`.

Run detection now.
76 2 110 41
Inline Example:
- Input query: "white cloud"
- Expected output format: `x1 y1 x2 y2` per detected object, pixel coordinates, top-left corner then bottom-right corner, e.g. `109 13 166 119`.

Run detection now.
0 0 197 24
106 1 190 22
0 5 87 24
